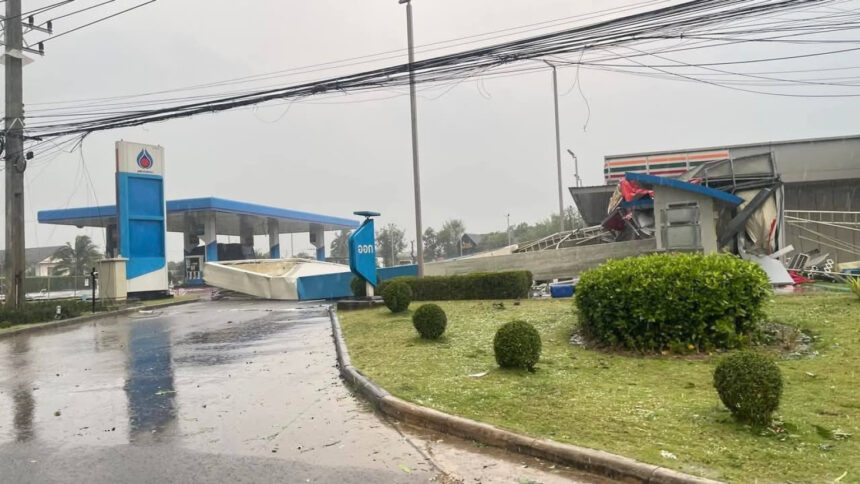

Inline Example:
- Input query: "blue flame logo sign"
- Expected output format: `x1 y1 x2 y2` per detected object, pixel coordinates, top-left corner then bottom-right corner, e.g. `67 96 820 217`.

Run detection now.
136 149 154 170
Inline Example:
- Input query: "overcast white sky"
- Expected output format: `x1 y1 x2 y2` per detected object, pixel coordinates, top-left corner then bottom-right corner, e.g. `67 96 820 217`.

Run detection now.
5 0 860 260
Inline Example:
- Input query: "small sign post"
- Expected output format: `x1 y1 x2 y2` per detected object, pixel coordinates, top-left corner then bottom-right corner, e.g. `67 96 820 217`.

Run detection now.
348 211 380 298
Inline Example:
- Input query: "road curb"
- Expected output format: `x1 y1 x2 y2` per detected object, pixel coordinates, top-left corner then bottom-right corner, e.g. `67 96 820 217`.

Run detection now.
0 298 200 340
328 308 722 484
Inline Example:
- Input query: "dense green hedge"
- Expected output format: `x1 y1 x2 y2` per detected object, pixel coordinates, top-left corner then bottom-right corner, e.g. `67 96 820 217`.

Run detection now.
378 271 532 301
575 253 771 352
0 300 110 329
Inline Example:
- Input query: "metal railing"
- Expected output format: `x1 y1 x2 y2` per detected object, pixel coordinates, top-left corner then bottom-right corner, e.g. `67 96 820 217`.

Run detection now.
784 210 860 257
514 225 609 253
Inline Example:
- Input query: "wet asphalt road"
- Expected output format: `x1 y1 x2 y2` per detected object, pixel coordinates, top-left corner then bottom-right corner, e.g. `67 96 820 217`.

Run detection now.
0 300 598 483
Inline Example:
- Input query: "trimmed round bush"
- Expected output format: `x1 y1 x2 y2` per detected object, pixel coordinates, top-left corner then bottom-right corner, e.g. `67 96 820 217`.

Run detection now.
714 351 783 426
493 320 542 371
350 276 366 298
575 253 771 352
382 280 412 313
412 304 447 339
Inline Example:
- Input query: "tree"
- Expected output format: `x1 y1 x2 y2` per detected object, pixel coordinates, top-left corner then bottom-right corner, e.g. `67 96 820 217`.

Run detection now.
422 227 439 261
377 224 406 267
438 219 466 259
52 235 103 276
330 230 351 259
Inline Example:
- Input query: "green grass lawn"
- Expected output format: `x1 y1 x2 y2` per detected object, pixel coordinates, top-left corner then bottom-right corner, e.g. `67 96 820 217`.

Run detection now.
340 294 860 483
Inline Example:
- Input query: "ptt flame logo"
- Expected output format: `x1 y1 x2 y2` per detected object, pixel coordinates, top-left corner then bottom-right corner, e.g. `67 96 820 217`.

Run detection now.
136 149 154 170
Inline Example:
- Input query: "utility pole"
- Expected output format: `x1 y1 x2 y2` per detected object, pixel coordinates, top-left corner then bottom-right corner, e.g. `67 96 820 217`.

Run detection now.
399 0 424 277
5 0 27 308
546 62 565 234
506 213 511 246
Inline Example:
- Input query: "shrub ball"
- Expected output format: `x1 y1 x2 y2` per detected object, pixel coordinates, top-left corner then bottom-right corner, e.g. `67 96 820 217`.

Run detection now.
382 281 412 313
493 320 542 371
412 304 447 339
713 351 783 426
350 276 366 298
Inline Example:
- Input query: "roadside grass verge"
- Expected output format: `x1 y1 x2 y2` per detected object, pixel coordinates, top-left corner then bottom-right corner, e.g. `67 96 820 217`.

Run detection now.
339 294 860 483
0 295 197 334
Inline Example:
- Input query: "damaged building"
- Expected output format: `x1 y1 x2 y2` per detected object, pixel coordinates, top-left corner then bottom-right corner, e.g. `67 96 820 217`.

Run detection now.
567 134 860 281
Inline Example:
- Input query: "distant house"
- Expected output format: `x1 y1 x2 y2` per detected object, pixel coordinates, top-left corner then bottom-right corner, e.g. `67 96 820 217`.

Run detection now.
461 233 487 256
0 246 64 276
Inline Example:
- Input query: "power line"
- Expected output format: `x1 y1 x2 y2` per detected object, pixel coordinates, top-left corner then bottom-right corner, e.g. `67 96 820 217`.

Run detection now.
40 0 155 43
21 0 860 141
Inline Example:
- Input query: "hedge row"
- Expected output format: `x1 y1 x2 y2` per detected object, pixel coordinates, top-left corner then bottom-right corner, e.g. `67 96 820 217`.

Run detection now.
377 271 532 301
575 253 771 352
0 300 111 329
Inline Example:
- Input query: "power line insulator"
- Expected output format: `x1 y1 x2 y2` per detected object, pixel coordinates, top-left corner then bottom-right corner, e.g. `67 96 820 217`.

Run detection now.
25 151 34 160
38 42 44 53
47 20 53 31
28 15 34 26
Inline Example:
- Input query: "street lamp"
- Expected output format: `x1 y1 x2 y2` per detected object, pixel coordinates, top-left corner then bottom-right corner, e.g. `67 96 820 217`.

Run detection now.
399 0 425 277
567 149 582 187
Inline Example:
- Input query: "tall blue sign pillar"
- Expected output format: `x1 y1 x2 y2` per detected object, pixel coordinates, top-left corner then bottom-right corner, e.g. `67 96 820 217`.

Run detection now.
115 141 169 295
348 211 379 297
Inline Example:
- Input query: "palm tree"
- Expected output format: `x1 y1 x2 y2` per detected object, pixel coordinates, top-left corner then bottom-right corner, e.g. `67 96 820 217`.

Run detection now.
52 235 103 277
329 230 350 259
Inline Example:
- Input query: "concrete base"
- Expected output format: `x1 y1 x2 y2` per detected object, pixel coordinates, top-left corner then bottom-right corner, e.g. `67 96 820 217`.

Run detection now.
336 297 386 311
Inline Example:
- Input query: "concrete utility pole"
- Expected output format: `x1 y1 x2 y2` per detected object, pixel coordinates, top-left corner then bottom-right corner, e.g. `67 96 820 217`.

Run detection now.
547 62 565 234
506 213 511 246
399 0 424 277
5 0 26 308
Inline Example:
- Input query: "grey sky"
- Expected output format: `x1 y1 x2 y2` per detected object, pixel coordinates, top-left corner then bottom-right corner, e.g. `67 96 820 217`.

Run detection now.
6 0 860 260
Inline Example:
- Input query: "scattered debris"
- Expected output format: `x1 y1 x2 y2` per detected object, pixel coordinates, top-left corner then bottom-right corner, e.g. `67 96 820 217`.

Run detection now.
468 371 488 378
660 450 678 460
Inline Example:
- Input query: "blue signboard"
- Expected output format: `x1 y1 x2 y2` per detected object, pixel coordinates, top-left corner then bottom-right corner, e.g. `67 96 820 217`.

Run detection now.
115 141 168 294
348 218 377 286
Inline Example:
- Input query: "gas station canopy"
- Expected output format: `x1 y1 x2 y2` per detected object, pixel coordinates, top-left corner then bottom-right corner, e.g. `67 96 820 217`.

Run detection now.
38 197 359 235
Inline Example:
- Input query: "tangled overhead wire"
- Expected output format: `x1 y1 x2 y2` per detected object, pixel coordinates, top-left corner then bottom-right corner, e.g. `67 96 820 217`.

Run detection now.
15 0 860 158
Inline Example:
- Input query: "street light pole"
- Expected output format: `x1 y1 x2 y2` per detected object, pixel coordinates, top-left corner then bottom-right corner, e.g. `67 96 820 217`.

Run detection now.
567 149 582 187
547 62 565 234
400 0 425 277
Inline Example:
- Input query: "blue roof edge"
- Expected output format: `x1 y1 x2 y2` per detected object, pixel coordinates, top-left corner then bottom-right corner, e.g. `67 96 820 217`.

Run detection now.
625 172 743 205
38 197 359 229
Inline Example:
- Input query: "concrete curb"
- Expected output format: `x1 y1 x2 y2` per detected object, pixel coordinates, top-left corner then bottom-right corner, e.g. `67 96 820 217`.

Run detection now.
328 308 722 484
0 298 200 340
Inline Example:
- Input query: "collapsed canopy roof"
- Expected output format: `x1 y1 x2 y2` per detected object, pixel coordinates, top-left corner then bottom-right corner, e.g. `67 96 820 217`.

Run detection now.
37 197 359 235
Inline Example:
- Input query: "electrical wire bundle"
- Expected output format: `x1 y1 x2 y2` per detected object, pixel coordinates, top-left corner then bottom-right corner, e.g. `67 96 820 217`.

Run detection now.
16 0 860 159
